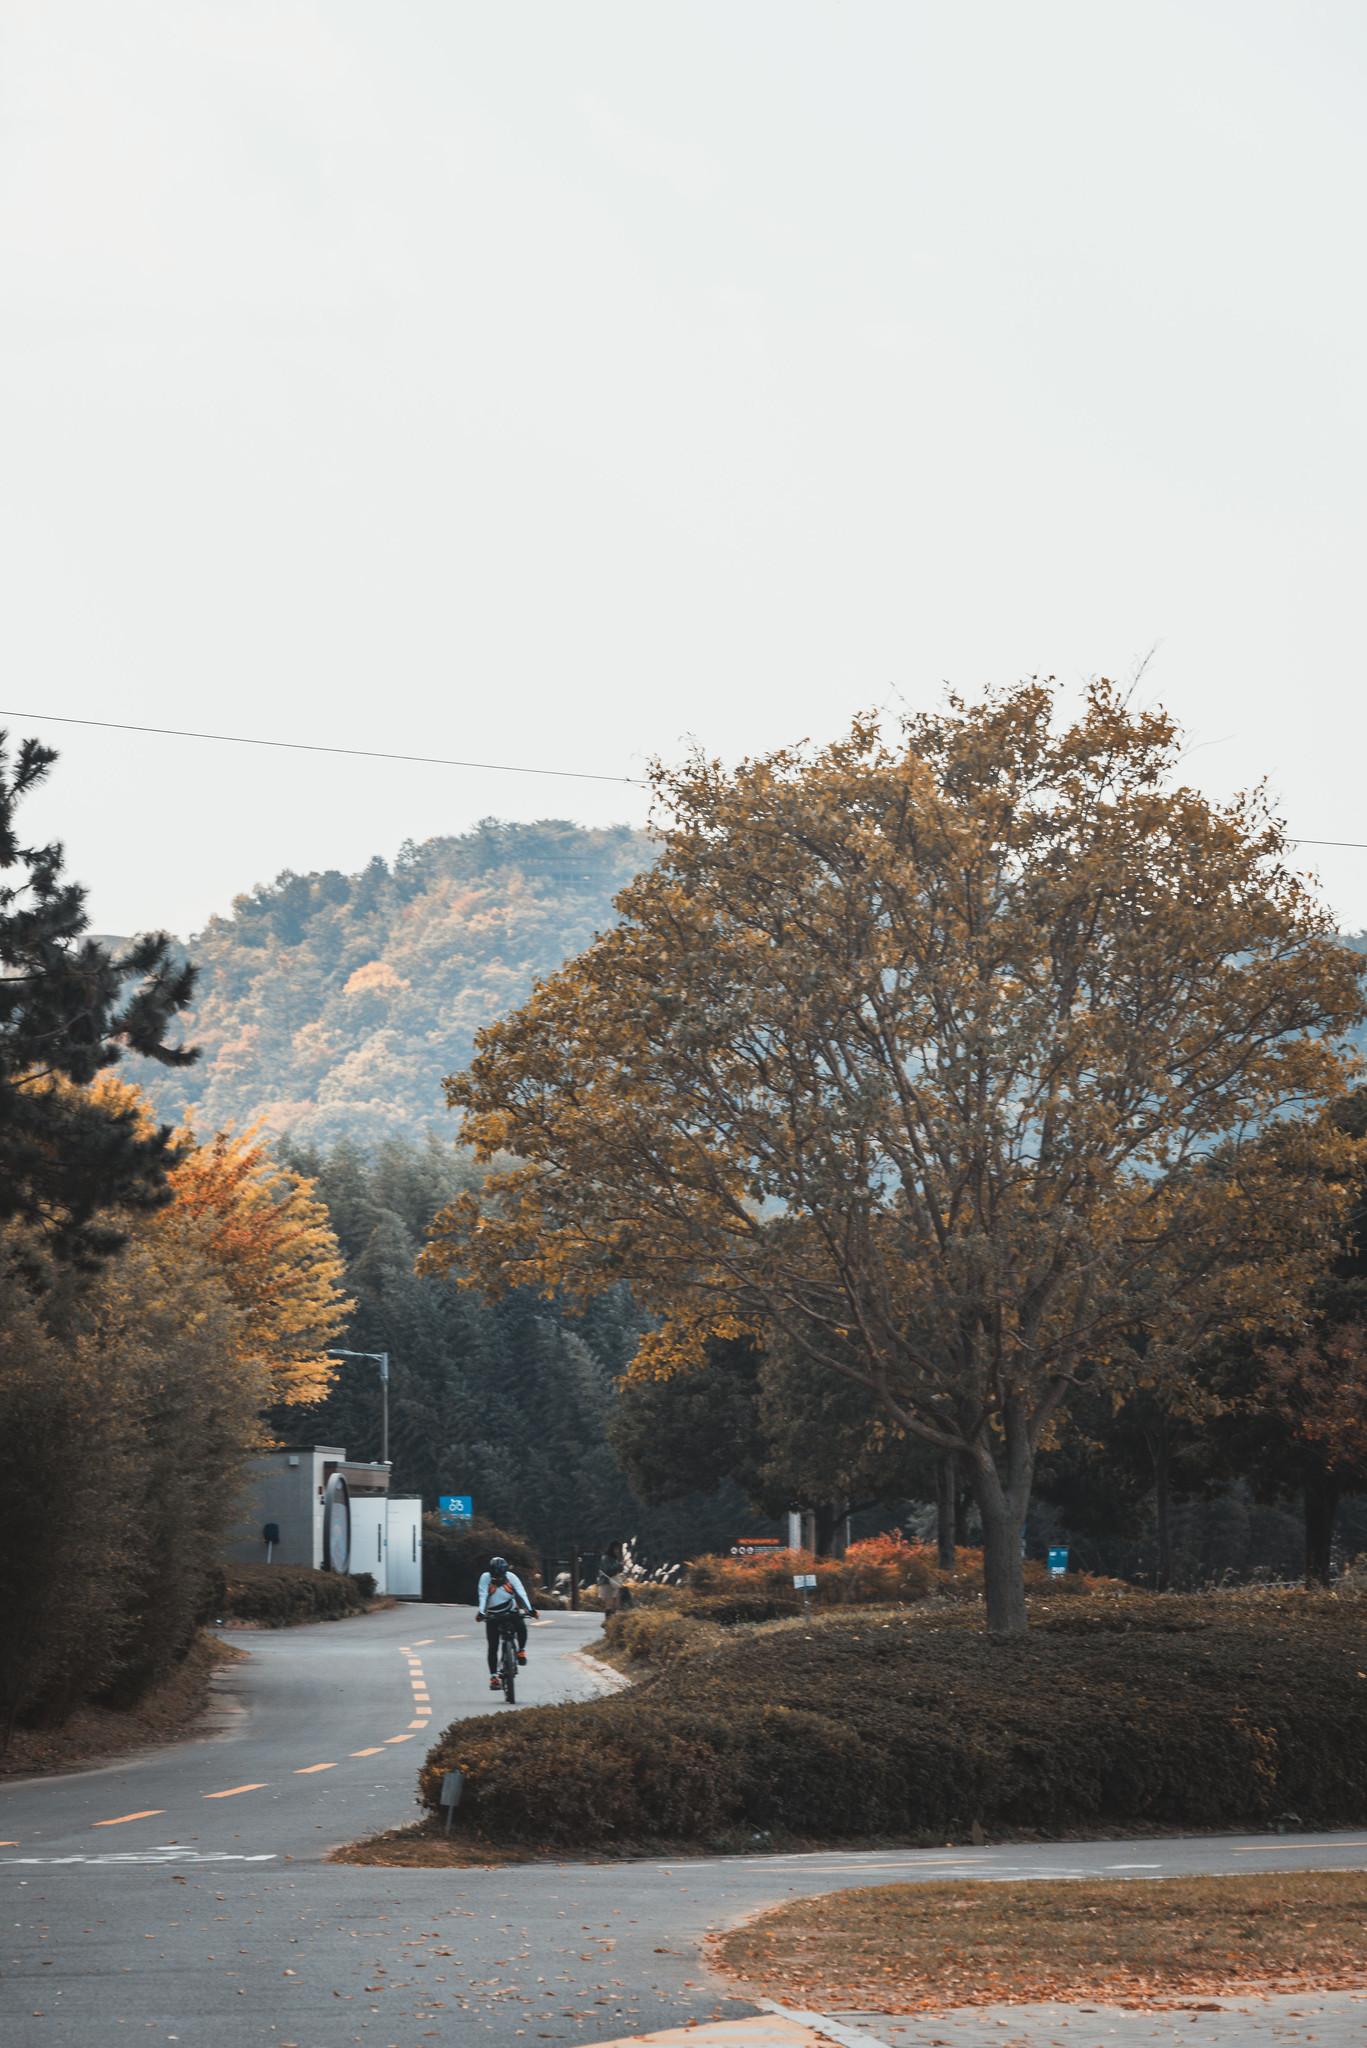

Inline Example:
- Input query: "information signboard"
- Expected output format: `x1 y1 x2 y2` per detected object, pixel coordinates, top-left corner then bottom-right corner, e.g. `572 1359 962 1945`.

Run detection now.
1048 1546 1069 1577
730 1537 781 1557
439 1494 473 1525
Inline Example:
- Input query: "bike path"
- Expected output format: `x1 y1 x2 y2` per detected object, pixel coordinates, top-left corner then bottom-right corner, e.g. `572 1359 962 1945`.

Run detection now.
3 1608 1367 2047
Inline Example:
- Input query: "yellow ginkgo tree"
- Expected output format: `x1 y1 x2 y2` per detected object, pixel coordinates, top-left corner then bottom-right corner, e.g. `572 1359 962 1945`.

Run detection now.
425 681 1365 1636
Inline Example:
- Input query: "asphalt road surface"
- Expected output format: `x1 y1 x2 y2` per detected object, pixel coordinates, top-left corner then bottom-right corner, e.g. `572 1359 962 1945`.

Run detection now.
3 1604 1366 2048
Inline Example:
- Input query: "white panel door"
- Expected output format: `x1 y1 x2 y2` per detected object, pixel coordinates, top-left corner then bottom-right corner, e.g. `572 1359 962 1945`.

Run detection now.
350 1496 387 1595
385 1498 422 1599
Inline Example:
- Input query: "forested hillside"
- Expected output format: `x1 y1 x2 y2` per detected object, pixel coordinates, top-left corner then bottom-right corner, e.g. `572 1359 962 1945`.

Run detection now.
140 820 651 1149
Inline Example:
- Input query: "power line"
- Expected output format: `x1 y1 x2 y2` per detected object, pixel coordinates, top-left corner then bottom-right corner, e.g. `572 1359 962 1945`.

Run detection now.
0 708 648 788
1 707 1362 848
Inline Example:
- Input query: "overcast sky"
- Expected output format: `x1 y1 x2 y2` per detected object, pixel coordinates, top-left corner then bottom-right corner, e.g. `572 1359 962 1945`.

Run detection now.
2 1 1364 938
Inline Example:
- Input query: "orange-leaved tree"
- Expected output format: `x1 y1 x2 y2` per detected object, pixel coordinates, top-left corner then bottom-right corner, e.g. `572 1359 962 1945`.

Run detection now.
424 681 1364 1635
91 1077 352 1408
163 1122 352 1408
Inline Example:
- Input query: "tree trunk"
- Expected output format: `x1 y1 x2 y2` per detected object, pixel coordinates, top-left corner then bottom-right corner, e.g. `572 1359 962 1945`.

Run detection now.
971 1420 1032 1639
935 1453 957 1572
1152 1434 1172 1593
1304 1470 1340 1589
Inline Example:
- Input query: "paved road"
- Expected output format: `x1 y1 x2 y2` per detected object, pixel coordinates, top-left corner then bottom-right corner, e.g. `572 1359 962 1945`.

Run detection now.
3 1606 1366 2048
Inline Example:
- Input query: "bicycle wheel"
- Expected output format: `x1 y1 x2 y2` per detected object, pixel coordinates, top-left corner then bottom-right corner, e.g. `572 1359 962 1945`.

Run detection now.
501 1633 516 1704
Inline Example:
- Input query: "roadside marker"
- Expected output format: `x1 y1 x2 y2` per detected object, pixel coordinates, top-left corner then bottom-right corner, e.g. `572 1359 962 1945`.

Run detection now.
203 1784 268 1800
384 1733 414 1744
350 1747 385 1757
92 1811 165 1827
294 1762 337 1775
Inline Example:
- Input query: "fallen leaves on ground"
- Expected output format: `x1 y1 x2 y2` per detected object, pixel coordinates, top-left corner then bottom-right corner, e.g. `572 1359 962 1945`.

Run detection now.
712 1870 1367 2011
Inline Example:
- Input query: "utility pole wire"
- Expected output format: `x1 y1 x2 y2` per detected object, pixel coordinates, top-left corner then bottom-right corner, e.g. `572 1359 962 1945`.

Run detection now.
0 709 649 788
1 708 1362 846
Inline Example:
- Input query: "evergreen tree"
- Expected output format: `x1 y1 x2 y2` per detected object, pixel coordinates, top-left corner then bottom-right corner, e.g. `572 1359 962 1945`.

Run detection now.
0 733 196 1261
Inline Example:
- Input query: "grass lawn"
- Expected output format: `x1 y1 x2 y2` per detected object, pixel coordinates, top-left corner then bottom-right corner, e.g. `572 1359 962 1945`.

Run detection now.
714 1870 1367 2011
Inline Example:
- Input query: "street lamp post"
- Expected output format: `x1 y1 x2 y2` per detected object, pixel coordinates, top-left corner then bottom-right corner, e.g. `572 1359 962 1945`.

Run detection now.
327 1348 390 1466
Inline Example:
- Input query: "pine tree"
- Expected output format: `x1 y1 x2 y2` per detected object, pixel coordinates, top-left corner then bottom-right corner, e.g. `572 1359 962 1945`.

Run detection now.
0 733 197 1260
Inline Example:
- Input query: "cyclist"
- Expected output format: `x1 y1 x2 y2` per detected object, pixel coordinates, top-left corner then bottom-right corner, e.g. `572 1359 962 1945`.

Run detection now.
476 1556 537 1691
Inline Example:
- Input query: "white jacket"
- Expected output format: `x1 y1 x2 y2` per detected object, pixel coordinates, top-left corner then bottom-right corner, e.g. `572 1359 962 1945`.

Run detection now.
478 1569 532 1614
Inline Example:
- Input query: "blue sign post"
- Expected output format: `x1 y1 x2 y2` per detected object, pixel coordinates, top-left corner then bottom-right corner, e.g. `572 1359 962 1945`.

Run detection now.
1047 1546 1069 1577
439 1494 473 1526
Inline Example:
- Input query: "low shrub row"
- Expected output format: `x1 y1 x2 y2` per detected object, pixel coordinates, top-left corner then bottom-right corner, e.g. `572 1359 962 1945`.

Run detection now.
678 1537 1110 1619
220 1563 372 1626
604 1606 719 1667
420 1590 1367 1852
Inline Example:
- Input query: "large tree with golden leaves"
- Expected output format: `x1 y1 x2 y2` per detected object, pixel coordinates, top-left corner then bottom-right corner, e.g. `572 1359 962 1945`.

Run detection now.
426 682 1365 1634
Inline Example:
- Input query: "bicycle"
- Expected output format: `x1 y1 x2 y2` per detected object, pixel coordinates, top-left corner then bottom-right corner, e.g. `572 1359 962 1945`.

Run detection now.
493 1609 523 1703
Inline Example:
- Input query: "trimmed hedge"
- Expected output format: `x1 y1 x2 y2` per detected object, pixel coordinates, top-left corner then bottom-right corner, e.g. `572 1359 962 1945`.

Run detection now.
605 1606 719 1667
419 1590 1367 1851
221 1563 371 1626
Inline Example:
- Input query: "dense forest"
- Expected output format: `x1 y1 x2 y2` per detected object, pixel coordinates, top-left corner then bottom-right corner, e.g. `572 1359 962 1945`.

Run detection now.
134 820 652 1149
274 1136 755 1572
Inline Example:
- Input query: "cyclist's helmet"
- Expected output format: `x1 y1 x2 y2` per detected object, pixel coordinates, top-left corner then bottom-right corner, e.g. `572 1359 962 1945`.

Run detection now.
489 1555 509 1577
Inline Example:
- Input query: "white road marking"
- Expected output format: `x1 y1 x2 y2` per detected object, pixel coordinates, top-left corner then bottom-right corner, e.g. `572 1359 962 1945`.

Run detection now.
4 1848 277 1866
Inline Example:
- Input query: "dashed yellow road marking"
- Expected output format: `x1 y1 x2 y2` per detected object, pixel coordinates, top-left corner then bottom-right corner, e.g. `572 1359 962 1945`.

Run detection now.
0 1840 18 1847
351 1746 384 1757
413 1637 435 1646
446 1632 467 1639
385 1733 414 1744
408 1718 430 1730
203 1783 268 1800
294 1762 337 1775
93 1811 164 1827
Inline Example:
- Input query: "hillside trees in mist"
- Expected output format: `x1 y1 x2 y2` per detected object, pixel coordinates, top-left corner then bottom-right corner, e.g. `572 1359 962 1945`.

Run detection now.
138 820 651 1149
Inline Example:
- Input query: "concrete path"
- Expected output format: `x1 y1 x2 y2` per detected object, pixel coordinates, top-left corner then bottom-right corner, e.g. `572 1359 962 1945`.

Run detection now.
2 1607 1365 2047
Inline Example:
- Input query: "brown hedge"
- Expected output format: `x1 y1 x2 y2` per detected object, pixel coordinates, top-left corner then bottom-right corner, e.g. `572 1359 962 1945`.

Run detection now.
221 1563 371 1626
418 1591 1367 1852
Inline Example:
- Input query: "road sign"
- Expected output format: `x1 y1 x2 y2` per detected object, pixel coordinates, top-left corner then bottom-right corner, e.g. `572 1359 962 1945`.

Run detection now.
439 1494 473 1525
1048 1546 1069 1577
730 1537 780 1556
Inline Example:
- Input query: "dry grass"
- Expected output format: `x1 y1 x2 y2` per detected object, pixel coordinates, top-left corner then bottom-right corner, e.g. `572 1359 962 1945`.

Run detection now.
0 1631 247 1779
714 1870 1367 2011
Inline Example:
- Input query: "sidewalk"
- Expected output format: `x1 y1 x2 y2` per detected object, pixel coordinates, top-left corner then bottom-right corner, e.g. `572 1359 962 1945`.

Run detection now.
586 1998 1367 2048
826 1993 1367 2046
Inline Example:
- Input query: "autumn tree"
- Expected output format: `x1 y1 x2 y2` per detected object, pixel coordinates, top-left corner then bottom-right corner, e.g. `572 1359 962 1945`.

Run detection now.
0 733 196 1260
157 1118 352 1408
427 682 1364 1635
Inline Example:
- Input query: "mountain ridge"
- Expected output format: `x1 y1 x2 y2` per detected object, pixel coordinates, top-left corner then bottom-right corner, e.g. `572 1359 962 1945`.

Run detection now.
130 817 651 1150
